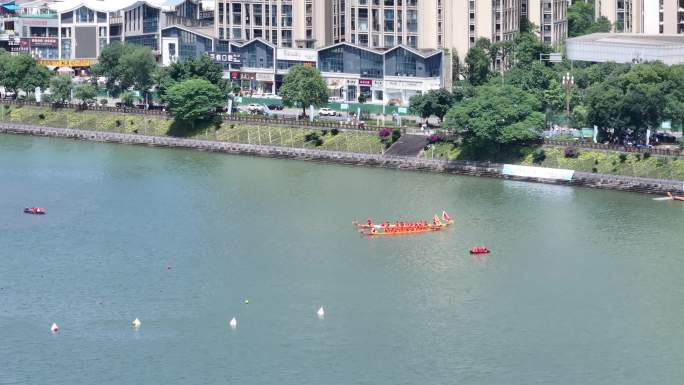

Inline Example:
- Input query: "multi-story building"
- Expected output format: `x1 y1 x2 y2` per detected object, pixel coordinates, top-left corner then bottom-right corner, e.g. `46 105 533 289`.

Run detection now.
341 0 521 53
598 0 683 35
214 0 334 48
5 0 211 66
526 0 567 46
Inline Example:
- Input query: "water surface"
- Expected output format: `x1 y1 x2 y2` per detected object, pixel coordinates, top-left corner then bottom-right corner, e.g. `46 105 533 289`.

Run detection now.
1 134 684 385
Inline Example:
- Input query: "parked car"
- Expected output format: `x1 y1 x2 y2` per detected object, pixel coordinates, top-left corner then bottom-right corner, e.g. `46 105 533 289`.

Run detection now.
318 108 337 117
247 103 265 113
267 104 284 110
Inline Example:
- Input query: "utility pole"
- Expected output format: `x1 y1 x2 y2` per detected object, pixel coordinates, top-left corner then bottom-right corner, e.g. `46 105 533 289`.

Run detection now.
562 72 574 127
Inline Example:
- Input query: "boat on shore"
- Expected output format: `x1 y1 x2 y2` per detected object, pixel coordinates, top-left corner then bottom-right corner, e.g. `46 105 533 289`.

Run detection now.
667 192 684 201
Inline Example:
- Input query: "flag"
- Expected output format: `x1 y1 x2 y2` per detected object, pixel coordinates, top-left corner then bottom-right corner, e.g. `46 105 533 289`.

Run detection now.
442 211 451 221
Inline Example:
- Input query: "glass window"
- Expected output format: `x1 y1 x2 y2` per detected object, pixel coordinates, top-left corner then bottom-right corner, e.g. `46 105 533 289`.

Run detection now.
75 6 94 23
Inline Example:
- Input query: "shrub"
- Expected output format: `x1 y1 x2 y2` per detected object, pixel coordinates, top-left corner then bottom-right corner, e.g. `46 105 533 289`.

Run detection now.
38 113 45 120
115 119 122 127
594 159 599 165
634 153 641 161
532 148 546 164
391 128 401 143
331 128 339 136
643 152 651 159
592 167 598 173
304 132 323 146
619 153 628 163
564 147 578 158
378 128 391 138
321 129 328 136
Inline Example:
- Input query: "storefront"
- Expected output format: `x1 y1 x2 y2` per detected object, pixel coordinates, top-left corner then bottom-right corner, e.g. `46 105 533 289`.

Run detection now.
383 78 442 106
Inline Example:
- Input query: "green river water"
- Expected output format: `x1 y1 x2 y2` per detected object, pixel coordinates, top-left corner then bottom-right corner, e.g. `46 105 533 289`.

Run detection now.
1 134 684 385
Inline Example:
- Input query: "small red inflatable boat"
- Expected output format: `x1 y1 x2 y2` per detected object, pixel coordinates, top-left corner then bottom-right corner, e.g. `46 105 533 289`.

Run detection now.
24 207 46 215
470 246 490 254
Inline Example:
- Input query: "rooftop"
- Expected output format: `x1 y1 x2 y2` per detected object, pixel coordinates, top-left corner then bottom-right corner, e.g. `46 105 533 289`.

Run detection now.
567 33 684 47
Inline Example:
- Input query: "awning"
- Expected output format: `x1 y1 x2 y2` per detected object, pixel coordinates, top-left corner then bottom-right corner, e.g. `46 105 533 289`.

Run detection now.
57 66 74 73
2 5 18 11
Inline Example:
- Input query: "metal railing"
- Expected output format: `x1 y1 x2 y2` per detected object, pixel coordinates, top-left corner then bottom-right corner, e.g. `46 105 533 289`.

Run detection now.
544 139 683 157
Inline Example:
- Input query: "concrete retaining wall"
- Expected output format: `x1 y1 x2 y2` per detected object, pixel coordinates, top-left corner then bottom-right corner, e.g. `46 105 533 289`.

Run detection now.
2 123 682 195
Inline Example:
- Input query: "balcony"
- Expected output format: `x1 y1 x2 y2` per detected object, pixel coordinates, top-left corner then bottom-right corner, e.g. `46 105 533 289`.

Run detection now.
109 16 122 24
167 16 213 28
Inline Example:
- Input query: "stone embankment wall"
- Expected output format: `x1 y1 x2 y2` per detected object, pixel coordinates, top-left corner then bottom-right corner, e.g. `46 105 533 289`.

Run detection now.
2 123 682 195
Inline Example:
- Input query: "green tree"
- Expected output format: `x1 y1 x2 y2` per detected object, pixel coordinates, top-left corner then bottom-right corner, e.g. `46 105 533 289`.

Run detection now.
465 45 491 86
409 89 459 122
451 50 463 81
279 65 329 116
443 84 544 148
568 1 612 37
585 63 674 142
513 31 552 65
92 42 156 100
73 84 97 106
157 55 226 98
0 54 50 96
49 76 73 104
165 78 225 128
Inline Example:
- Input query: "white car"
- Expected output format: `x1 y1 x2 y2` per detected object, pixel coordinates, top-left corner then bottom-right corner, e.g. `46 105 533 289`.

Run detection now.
318 108 337 116
247 103 265 113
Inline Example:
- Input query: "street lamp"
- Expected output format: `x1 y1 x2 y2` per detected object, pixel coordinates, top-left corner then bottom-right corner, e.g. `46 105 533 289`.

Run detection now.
562 72 574 126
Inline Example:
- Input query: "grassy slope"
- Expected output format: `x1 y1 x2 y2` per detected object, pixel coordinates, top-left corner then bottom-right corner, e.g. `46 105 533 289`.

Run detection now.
425 141 684 180
2 105 385 155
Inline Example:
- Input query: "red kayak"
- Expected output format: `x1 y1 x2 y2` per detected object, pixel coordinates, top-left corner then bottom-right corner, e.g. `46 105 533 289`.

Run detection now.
24 207 46 215
470 246 490 254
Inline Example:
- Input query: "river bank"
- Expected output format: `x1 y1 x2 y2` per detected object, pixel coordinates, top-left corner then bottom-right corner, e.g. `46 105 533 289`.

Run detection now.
2 123 682 196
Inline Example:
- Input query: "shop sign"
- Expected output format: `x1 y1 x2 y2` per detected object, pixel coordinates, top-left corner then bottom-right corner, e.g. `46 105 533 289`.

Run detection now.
30 37 58 47
37 59 97 67
230 71 240 80
240 72 256 80
18 18 58 27
255 73 273 82
277 48 317 62
372 80 384 88
346 79 357 86
358 79 373 86
385 80 423 90
11 38 29 53
206 52 241 64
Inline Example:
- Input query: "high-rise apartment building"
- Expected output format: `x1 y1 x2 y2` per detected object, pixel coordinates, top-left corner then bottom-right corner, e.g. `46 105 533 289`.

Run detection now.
526 0 567 45
593 0 684 34
214 0 335 48
215 0 566 53
341 0 523 56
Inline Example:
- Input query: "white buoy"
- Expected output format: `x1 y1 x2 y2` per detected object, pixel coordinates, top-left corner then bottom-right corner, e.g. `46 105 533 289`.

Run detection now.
229 317 237 329
51 323 59 333
132 318 141 328
317 307 325 318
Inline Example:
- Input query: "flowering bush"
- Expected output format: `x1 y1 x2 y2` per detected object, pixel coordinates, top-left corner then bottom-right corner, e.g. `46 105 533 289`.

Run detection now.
428 134 442 144
378 128 391 138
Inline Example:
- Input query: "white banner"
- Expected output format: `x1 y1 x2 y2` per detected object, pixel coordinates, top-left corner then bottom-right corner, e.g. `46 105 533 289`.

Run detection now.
502 164 575 181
